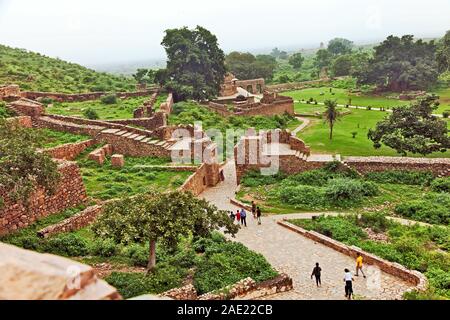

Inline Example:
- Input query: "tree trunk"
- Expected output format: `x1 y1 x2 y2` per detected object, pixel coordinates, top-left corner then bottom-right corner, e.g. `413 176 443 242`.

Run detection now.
147 240 157 272
329 124 333 140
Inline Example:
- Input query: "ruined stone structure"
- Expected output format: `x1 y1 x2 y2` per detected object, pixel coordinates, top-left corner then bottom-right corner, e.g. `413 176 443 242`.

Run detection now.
219 73 265 97
209 91 294 117
43 139 97 161
133 92 158 118
0 160 87 236
0 242 121 300
0 84 21 100
159 93 174 114
7 98 45 118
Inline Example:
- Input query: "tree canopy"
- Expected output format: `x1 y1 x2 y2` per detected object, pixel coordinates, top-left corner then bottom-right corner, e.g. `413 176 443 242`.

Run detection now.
314 49 333 70
327 38 354 56
225 52 277 80
368 95 450 156
356 35 439 91
331 54 353 77
92 190 239 271
288 53 305 70
132 68 156 84
159 26 226 101
437 30 450 73
0 119 60 205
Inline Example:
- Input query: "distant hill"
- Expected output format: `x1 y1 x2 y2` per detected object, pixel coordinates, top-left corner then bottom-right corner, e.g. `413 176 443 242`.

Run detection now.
0 44 137 93
89 59 167 76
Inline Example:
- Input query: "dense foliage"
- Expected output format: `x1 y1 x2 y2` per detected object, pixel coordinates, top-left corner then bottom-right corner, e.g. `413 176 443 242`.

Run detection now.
159 26 226 101
0 44 136 92
0 119 60 205
225 52 278 81
356 35 439 91
368 95 450 155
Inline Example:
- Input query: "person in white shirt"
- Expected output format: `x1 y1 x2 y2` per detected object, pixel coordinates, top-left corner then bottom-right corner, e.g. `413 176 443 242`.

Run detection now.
343 268 354 300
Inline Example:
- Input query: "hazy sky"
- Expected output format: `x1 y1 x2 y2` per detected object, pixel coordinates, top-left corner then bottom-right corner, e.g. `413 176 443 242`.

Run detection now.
0 0 449 66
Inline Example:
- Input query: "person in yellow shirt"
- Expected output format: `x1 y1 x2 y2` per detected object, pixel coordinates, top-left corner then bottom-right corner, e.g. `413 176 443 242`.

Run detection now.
355 253 366 278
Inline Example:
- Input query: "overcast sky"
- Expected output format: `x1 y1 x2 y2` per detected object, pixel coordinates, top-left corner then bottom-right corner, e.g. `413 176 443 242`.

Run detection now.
0 0 449 66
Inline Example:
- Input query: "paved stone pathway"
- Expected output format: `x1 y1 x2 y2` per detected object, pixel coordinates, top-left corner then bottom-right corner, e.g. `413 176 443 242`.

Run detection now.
200 162 414 300
291 116 311 136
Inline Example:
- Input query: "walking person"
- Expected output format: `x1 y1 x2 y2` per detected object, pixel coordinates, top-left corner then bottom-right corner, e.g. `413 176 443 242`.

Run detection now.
236 209 241 224
256 207 262 225
344 268 354 300
240 208 247 227
355 253 366 278
310 263 322 287
229 210 235 221
251 201 257 219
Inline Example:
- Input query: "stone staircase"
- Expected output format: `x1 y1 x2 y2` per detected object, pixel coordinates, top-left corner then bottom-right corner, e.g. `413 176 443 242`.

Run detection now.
437 168 450 178
294 150 309 161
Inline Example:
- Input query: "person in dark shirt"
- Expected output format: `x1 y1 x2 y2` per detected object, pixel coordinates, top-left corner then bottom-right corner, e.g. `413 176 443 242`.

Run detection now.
311 263 322 287
256 207 262 225
251 201 257 218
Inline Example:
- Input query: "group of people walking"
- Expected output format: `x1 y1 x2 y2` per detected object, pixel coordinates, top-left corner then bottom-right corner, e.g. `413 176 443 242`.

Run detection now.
310 253 366 300
229 201 262 227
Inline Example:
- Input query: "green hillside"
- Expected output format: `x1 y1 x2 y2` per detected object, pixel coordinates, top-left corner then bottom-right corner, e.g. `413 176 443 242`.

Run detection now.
0 44 137 93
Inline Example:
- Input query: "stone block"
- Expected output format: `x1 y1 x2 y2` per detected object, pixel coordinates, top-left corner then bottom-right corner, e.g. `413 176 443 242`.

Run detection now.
111 154 125 167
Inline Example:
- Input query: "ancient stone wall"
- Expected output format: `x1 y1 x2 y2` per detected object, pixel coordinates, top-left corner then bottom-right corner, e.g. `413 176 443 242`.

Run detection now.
21 89 155 103
0 242 121 300
0 160 87 236
278 220 428 292
344 156 450 177
160 93 173 114
106 112 166 131
37 205 104 238
0 84 21 100
179 162 222 196
235 78 265 95
7 98 45 118
43 139 97 161
5 116 33 128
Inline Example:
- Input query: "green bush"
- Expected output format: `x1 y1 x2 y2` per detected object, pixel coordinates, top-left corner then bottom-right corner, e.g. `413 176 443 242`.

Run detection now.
357 212 390 233
279 185 326 209
324 178 365 202
194 241 278 294
105 266 186 299
43 233 89 257
90 238 118 257
365 170 435 186
123 244 149 267
241 169 286 187
394 198 449 225
442 111 449 118
101 94 117 104
83 107 99 120
431 177 450 193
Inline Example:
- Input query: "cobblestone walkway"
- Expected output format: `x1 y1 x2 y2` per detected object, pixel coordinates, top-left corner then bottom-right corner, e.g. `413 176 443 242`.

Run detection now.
200 162 414 300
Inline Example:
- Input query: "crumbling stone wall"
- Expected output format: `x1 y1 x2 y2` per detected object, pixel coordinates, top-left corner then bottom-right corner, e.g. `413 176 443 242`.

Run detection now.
0 84 21 100
160 93 173 114
5 116 32 128
0 160 87 236
106 112 166 131
344 156 450 177
179 162 222 196
235 78 265 95
7 98 45 118
43 140 97 161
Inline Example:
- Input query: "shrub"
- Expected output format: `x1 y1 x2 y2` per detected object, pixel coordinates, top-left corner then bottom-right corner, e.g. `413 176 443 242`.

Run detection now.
105 266 186 299
431 177 450 193
90 238 118 257
83 107 99 120
123 244 149 267
100 94 117 104
279 185 326 208
357 212 390 232
442 111 449 118
241 169 286 187
365 170 434 186
394 199 449 225
284 170 330 187
325 178 365 202
40 97 54 105
194 241 278 294
43 233 89 257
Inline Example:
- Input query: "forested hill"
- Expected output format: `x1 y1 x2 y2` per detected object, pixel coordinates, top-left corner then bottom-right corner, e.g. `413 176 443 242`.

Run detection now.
0 44 136 93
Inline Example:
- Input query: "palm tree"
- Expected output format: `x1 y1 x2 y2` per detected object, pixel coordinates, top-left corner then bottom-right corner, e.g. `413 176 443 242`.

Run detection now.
324 99 339 140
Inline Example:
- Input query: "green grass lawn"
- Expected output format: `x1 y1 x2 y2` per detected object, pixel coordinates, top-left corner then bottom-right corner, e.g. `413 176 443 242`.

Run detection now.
76 152 192 201
297 109 450 157
46 96 148 120
41 128 90 148
283 87 407 109
430 87 450 114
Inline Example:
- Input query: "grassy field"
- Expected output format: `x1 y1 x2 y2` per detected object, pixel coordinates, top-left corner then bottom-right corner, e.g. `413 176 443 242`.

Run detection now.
41 128 90 148
297 109 450 157
76 151 191 201
284 86 450 115
0 44 136 93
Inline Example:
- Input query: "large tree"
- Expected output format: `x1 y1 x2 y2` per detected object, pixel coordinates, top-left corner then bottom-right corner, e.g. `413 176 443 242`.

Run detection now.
327 38 354 56
0 119 60 205
288 53 305 70
159 26 226 101
368 95 450 156
331 54 353 77
225 52 277 80
436 30 450 73
92 191 239 272
314 49 333 70
357 35 439 91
